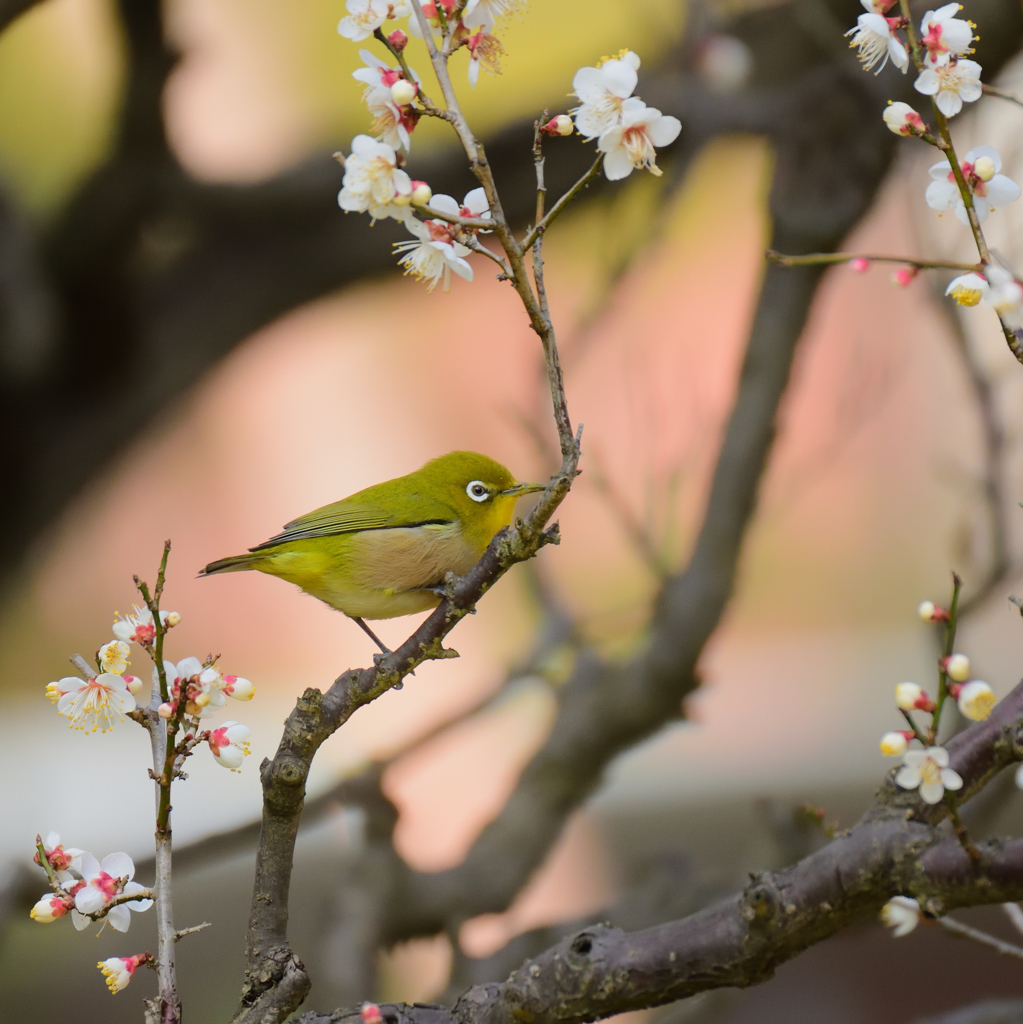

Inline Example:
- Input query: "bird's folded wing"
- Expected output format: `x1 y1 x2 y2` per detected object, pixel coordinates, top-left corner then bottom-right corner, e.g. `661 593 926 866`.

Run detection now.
249 500 452 549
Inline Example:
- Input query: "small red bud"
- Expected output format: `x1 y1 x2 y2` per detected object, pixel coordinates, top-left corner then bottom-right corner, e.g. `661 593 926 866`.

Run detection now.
362 1004 384 1024
388 29 408 52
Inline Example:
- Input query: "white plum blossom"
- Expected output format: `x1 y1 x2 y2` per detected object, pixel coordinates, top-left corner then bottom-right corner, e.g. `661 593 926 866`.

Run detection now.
883 101 926 136
945 272 987 306
984 266 1023 329
926 146 1021 225
571 51 641 139
337 136 413 221
53 673 136 733
914 58 982 117
598 98 682 180
208 721 252 770
895 746 963 804
98 640 131 675
881 896 922 936
98 954 148 994
112 605 178 645
957 680 996 720
393 188 490 291
462 0 525 32
30 892 74 923
920 3 974 66
845 8 909 74
73 852 152 932
337 0 390 41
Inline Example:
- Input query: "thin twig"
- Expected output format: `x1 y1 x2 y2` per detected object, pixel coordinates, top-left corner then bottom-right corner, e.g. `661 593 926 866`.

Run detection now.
766 250 982 271
982 83 1023 110
1002 901 1023 936
174 922 212 942
936 914 1023 958
521 154 605 254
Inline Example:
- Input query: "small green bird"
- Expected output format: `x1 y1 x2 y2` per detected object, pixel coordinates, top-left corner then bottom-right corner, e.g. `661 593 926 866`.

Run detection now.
200 451 544 651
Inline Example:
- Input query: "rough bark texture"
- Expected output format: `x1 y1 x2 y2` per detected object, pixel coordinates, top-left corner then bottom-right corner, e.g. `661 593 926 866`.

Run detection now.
298 679 1023 1024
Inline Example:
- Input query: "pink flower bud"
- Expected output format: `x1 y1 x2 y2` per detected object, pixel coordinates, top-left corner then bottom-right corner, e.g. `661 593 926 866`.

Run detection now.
125 675 143 696
849 257 870 273
891 266 918 288
362 1003 384 1024
157 703 174 719
388 29 408 51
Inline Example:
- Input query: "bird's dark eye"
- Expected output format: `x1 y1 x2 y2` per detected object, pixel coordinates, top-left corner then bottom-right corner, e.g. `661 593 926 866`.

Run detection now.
466 480 489 502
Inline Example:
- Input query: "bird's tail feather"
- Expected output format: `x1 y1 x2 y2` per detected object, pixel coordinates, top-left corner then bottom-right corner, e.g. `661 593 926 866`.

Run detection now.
199 553 261 577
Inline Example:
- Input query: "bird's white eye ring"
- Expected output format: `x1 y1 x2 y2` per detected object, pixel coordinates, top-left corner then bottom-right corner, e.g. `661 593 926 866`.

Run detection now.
466 480 490 502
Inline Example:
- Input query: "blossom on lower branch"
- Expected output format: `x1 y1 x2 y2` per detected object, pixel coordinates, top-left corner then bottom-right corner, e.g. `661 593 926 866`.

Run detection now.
73 852 152 932
895 746 962 804
98 954 149 994
881 896 922 936
926 146 1021 225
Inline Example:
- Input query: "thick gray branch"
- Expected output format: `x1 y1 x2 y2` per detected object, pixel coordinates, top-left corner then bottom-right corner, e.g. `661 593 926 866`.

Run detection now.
298 680 1023 1024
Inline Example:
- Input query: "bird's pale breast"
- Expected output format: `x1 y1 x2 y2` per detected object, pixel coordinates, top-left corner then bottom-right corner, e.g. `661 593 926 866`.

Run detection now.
259 522 478 619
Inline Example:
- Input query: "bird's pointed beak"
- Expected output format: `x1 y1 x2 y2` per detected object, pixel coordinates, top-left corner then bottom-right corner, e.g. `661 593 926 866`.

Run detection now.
501 482 546 498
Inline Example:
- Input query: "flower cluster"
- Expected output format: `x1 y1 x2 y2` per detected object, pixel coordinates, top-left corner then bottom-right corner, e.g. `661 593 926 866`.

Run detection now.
570 51 681 180
44 602 254 771
30 838 152 934
878 596 996 805
338 0 516 89
335 6 679 291
845 0 1023 337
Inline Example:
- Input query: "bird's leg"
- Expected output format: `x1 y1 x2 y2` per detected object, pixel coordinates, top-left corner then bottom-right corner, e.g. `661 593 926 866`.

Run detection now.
349 616 392 656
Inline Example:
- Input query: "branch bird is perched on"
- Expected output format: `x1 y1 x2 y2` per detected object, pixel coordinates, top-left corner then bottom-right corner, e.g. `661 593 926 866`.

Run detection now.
200 451 544 652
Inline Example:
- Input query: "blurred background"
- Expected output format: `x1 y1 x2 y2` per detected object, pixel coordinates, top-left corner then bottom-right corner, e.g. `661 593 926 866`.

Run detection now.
3 0 1023 1020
